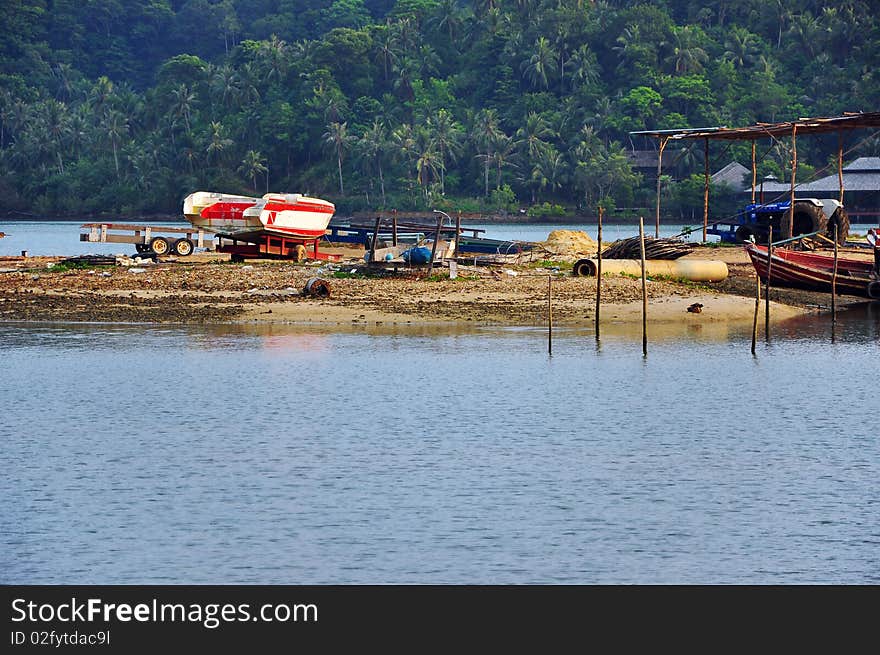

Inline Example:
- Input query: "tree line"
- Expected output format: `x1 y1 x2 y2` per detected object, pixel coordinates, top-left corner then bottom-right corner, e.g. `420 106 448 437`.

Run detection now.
1 0 878 218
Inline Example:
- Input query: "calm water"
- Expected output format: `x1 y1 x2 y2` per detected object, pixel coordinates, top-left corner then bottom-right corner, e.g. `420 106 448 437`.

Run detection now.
3 219 878 257
1 308 878 584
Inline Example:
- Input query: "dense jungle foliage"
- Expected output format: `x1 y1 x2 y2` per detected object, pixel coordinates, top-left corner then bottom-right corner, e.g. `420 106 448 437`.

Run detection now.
1 0 878 218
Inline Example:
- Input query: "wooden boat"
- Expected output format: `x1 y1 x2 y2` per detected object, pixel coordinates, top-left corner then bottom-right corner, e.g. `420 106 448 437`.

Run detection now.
745 242 879 298
182 191 335 242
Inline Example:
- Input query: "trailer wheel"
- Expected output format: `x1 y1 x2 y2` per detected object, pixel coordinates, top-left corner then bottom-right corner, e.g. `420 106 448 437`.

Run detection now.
135 243 149 254
150 236 170 255
173 238 194 256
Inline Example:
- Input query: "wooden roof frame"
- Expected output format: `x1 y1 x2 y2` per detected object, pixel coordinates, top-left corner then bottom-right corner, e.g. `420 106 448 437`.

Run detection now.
629 111 880 242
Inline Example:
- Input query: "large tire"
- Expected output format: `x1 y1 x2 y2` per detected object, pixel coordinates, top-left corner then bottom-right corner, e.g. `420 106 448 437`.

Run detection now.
149 236 170 255
572 259 596 277
173 238 194 256
788 201 825 240
825 207 849 243
734 225 754 244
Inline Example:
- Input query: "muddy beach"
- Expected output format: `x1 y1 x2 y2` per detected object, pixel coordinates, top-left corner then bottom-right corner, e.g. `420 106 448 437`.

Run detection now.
3 238 865 329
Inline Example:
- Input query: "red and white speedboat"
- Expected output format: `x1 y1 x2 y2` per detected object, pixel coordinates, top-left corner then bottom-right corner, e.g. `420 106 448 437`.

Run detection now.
183 191 335 242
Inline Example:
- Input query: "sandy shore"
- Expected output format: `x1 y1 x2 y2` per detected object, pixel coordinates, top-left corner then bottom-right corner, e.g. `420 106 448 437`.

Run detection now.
0 242 867 328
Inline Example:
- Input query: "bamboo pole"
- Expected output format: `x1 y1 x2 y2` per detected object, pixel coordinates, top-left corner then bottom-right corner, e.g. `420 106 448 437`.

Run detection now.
595 206 603 339
788 125 797 238
832 224 839 322
702 137 709 243
750 141 757 204
765 226 772 341
426 214 443 277
369 214 382 263
655 137 668 238
548 275 553 355
751 268 761 355
639 216 647 357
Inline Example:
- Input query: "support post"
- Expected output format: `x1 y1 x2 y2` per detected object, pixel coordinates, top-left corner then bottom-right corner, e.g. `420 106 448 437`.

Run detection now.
369 215 381 264
655 136 668 239
547 275 553 355
392 210 398 246
595 206 603 340
765 226 772 341
639 216 648 357
838 132 844 203
751 268 761 356
751 141 757 204
832 224 839 322
426 215 443 277
788 125 797 239
703 137 709 243
454 211 461 258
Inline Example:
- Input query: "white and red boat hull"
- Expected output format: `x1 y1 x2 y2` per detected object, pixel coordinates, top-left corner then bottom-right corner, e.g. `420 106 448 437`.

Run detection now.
182 191 335 242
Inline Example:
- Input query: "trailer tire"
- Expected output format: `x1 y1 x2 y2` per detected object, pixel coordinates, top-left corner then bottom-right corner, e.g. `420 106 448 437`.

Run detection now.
150 236 170 255
173 238 194 256
135 243 149 254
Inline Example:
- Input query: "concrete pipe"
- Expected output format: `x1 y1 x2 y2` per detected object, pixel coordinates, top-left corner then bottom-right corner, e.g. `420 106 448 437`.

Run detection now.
572 258 729 282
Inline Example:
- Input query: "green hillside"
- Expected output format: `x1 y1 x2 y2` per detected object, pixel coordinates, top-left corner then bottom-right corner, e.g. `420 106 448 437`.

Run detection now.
1 0 878 218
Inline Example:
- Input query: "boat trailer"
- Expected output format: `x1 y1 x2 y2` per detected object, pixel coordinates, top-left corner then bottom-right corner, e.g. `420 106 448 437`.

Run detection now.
80 223 210 256
216 234 341 263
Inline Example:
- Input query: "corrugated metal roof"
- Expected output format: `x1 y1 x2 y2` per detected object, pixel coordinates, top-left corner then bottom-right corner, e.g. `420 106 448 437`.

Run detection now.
711 162 750 188
631 111 880 141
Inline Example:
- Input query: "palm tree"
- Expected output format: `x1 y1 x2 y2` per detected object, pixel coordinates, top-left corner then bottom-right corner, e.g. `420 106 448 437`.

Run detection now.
722 26 760 69
566 44 600 91
426 109 463 194
104 110 129 179
238 150 267 192
323 121 351 194
516 112 555 160
358 120 389 206
471 109 502 197
43 100 71 174
206 121 233 168
522 36 557 90
664 26 708 75
169 83 196 135
492 133 518 190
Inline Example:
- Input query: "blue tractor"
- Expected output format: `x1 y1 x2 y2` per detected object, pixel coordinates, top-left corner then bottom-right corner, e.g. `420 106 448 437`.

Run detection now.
707 198 849 244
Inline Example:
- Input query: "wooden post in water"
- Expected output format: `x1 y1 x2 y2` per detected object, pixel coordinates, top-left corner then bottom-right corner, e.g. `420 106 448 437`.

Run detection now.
639 216 648 357
832 224 839 322
369 214 382 264
751 269 761 355
426 214 443 277
595 206 603 339
547 275 553 355
765 226 772 341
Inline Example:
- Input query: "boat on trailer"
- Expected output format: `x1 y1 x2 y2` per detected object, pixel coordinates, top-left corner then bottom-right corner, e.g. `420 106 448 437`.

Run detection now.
183 191 335 242
744 239 880 298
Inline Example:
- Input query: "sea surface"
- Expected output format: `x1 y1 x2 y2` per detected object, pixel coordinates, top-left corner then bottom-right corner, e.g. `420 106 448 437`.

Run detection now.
1 306 878 584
